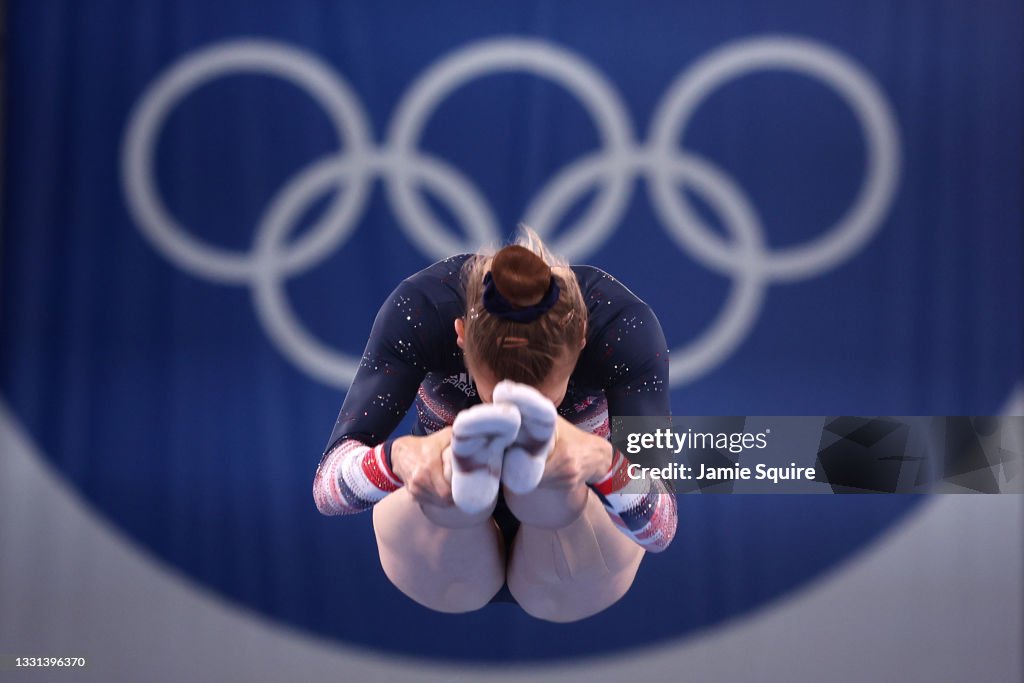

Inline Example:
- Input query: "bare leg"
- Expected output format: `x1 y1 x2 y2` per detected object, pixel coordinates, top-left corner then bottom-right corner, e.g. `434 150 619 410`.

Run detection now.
505 486 644 622
373 489 505 613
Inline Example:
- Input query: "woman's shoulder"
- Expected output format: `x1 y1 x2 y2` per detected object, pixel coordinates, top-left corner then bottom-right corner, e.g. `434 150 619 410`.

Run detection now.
401 254 473 291
571 264 667 385
367 256 471 372
571 264 657 325
390 254 472 315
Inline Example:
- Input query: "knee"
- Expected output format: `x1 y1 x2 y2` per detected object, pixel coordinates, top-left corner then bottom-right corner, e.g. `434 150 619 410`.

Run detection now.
382 568 503 614
506 569 637 623
436 578 503 613
509 585 578 622
507 581 610 623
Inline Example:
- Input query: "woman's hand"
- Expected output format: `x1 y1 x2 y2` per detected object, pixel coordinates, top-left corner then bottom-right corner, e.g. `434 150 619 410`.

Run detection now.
390 428 453 508
538 417 614 491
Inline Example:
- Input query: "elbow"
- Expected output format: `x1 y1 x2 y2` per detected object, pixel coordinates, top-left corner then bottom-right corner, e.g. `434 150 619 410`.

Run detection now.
312 474 342 516
641 525 676 554
647 494 678 553
649 527 677 553
314 498 337 517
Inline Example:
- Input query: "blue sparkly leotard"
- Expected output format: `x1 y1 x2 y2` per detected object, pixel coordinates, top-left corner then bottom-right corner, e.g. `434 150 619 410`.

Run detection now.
313 255 677 566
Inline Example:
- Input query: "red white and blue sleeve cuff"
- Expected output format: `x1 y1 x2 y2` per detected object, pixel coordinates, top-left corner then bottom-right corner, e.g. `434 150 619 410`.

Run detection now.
591 450 678 552
313 439 402 515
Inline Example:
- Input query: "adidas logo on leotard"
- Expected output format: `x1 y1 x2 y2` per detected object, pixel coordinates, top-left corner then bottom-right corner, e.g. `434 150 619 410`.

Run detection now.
442 373 477 398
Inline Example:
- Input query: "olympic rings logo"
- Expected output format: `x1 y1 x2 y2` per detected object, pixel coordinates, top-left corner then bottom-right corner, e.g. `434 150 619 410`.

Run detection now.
121 36 901 389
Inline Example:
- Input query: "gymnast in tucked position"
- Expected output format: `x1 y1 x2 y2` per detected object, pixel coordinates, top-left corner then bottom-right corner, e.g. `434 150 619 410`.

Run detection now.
313 229 677 622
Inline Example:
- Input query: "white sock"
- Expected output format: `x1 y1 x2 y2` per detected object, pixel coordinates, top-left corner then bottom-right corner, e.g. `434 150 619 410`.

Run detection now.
450 403 521 513
492 380 557 494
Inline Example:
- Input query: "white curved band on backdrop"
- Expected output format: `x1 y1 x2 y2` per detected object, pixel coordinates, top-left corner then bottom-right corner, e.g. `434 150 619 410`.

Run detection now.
121 36 901 388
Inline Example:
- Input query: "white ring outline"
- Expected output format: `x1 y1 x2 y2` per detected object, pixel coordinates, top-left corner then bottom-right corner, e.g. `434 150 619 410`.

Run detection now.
643 153 767 385
514 149 768 384
386 38 635 262
648 36 901 281
122 40 374 284
251 155 501 386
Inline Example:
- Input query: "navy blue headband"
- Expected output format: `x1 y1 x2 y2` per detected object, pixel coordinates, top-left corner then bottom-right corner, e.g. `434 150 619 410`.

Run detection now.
482 271 561 323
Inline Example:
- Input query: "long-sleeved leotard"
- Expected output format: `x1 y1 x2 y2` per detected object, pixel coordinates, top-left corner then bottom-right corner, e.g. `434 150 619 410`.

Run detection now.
313 255 677 552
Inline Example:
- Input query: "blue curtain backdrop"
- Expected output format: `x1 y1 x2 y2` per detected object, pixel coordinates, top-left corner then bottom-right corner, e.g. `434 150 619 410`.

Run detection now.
2 0 1021 663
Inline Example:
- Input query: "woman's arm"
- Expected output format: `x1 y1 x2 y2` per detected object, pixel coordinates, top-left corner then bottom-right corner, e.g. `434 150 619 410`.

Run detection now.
590 300 678 551
549 417 677 553
313 440 402 515
313 427 456 515
590 446 677 553
313 278 449 515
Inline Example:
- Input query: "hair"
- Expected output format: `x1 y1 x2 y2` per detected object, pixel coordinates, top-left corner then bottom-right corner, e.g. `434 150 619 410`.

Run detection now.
462 227 587 386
